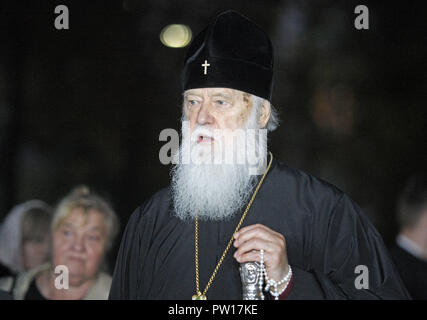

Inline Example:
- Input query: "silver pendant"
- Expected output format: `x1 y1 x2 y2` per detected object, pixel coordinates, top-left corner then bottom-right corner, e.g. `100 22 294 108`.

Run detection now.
239 262 263 300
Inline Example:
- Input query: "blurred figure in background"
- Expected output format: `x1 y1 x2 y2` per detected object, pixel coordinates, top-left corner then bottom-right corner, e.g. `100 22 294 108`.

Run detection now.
0 200 52 278
0 186 120 299
389 174 427 299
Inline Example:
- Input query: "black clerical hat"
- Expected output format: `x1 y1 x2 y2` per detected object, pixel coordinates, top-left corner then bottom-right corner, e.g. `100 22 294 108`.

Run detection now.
182 10 274 101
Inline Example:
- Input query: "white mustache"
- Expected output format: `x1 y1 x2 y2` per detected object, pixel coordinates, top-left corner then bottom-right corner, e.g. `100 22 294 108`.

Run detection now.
190 126 220 144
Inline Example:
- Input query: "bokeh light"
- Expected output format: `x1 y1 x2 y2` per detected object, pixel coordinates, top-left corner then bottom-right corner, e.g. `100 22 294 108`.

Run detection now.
160 24 192 48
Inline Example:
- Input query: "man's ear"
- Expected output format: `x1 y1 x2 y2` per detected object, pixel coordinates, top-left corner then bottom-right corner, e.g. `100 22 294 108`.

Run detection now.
258 99 271 128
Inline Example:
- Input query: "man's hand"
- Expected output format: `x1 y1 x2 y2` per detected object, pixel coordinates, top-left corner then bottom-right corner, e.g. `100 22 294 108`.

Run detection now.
233 224 290 291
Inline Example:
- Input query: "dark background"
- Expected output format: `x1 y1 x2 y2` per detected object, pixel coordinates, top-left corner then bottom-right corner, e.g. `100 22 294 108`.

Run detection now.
0 0 425 270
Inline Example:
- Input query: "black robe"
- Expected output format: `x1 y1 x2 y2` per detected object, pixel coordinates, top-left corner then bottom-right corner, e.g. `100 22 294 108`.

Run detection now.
109 157 410 300
389 243 427 299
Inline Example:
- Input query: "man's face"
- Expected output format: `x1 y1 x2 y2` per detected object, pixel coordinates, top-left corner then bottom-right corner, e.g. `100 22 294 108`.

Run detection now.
184 87 253 135
172 87 268 221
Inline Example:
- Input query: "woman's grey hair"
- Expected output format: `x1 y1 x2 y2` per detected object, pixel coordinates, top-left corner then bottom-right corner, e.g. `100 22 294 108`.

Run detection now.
52 186 120 251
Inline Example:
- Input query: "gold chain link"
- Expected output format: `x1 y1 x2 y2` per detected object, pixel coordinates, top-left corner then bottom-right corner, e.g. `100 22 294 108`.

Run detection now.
194 152 273 299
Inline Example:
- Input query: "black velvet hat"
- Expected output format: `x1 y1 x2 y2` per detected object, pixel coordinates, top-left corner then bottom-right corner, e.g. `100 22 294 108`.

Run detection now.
182 10 274 101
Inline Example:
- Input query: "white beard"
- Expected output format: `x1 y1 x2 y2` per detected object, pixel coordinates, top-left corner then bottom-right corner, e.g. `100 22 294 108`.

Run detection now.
171 105 267 221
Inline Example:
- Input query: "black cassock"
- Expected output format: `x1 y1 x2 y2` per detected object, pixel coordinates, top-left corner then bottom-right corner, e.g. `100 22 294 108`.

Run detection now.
109 157 410 300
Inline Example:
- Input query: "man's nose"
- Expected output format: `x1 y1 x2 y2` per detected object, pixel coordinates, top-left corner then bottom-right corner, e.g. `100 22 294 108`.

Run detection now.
196 101 214 126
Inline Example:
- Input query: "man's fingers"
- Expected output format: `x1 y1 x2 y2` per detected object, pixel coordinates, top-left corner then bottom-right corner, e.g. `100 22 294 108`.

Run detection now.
235 224 271 239
235 249 261 263
233 227 276 247
235 224 284 242
234 248 278 267
234 224 285 249
233 238 279 258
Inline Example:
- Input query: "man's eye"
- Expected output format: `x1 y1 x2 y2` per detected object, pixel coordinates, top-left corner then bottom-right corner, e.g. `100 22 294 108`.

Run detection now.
188 100 199 106
216 100 228 106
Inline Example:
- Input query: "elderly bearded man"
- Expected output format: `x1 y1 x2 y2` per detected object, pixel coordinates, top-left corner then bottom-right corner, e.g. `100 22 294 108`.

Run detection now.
109 11 410 300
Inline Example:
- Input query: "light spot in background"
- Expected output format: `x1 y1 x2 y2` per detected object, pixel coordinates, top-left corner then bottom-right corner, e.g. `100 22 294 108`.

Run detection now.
160 24 192 48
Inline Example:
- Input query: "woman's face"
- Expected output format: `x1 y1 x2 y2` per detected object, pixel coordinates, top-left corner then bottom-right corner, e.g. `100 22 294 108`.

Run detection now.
22 236 50 271
52 208 108 287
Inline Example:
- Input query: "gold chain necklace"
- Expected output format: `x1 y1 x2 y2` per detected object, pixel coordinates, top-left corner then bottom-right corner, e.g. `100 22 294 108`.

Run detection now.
192 152 273 300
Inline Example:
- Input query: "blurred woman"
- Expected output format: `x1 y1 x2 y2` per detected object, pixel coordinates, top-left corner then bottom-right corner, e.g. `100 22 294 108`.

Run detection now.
0 200 52 277
0 186 119 300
